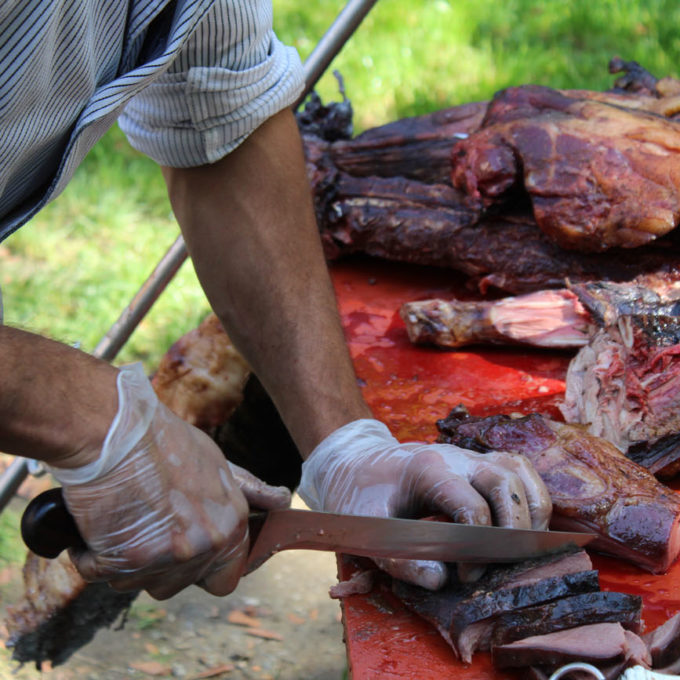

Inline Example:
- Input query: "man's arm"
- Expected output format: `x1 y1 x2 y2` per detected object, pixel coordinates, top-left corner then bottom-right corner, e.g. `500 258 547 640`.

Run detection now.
161 107 372 458
0 325 118 466
162 107 552 590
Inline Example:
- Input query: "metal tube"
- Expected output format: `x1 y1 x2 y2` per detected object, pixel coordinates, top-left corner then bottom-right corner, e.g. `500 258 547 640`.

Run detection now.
0 0 379 513
296 0 379 105
0 458 31 511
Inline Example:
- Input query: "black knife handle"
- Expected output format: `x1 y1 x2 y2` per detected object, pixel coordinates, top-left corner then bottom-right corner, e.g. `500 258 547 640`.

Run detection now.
21 487 87 558
22 487 268 561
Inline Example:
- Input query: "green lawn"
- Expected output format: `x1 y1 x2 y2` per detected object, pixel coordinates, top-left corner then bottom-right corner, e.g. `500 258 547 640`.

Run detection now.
2 0 679 371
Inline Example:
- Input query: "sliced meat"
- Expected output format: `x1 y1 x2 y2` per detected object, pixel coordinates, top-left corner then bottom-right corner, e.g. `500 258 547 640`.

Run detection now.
491 591 643 645
451 85 680 252
400 289 591 349
643 611 680 669
491 622 629 669
392 548 597 663
437 407 680 573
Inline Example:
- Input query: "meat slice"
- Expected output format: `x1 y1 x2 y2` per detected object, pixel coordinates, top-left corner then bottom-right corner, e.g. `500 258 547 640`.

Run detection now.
392 548 597 663
400 289 591 349
492 622 629 669
451 85 680 252
491 591 643 646
643 611 680 670
437 407 680 573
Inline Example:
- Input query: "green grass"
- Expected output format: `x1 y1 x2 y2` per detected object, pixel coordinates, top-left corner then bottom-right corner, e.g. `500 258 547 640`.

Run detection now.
0 506 25 565
2 0 680 371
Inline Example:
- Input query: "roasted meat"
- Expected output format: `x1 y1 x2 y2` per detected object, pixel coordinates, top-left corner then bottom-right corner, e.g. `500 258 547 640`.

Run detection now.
491 623 639 669
437 407 680 573
560 280 680 457
400 288 591 349
311 168 680 294
392 547 597 663
451 85 680 252
4 551 137 667
150 313 250 431
490 591 643 646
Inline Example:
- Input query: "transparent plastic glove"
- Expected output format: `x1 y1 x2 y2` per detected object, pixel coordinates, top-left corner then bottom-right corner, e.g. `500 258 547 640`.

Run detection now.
48 363 290 600
297 419 552 591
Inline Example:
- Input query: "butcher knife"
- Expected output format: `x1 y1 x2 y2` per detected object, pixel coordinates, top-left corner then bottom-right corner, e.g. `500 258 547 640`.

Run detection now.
21 487 596 569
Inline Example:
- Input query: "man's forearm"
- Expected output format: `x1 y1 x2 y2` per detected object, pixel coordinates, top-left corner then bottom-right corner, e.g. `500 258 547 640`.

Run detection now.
161 108 371 457
0 325 118 465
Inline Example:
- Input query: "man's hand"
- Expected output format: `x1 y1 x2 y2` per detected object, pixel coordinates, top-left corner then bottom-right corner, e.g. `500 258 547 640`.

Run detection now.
297 419 552 590
52 364 290 600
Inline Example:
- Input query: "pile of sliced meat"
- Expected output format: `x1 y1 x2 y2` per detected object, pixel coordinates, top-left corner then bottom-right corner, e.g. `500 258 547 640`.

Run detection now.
392 547 653 678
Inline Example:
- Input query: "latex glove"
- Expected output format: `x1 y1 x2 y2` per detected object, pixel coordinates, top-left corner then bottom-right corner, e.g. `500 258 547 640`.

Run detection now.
48 363 290 600
297 419 552 590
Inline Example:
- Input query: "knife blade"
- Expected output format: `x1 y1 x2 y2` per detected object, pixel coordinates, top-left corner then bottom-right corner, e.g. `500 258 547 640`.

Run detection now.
20 489 596 569
245 508 596 571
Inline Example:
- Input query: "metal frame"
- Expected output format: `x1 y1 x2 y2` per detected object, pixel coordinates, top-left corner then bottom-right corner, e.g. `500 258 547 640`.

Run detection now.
0 0 379 511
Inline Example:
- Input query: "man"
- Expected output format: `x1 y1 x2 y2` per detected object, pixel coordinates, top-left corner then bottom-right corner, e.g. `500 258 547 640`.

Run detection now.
0 0 552 601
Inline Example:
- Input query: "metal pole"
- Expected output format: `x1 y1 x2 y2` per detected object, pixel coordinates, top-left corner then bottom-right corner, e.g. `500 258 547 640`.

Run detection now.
295 0 379 107
0 0 380 511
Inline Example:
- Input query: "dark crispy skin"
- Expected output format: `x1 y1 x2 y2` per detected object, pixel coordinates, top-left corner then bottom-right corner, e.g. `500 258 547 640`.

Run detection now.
491 591 643 646
324 101 487 185
451 85 680 252
437 408 680 573
311 169 680 295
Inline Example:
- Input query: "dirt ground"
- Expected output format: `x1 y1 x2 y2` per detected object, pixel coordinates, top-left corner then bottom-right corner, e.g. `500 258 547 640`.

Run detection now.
0 489 349 680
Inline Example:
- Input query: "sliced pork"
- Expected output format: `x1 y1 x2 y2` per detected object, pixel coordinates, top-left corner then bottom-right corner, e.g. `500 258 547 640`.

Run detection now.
437 407 680 573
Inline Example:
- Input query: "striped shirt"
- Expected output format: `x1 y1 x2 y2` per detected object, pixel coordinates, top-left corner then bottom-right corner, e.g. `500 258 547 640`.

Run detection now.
0 0 305 242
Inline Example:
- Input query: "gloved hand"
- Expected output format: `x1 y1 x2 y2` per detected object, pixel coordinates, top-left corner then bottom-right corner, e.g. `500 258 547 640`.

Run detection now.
297 418 552 590
48 363 291 600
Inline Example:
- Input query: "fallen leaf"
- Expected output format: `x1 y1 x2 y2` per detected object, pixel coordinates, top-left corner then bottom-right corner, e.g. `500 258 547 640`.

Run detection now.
286 613 306 625
245 628 283 641
308 608 319 621
0 567 15 586
227 609 261 628
144 642 159 655
187 664 235 679
129 660 173 675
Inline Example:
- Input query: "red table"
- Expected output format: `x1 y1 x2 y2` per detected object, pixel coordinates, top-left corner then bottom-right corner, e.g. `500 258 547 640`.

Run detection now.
329 257 680 679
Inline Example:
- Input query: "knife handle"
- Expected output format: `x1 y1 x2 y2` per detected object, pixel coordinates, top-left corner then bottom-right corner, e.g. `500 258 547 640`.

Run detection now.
21 487 86 558
21 487 269 560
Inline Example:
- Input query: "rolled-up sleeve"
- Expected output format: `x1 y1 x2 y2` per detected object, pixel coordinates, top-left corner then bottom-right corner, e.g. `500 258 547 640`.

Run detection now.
119 0 305 167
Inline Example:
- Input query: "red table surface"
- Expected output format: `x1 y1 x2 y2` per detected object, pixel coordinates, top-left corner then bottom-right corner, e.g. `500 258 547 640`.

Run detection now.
329 257 680 680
